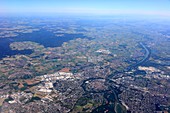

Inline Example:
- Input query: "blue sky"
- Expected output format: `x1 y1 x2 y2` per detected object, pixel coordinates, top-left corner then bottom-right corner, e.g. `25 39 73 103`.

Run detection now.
0 0 170 16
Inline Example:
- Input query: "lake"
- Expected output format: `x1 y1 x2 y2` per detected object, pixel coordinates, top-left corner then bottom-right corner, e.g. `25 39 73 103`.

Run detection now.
0 29 89 59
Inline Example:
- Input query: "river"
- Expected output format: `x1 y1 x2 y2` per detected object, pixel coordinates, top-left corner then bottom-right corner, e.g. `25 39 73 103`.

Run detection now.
80 42 151 113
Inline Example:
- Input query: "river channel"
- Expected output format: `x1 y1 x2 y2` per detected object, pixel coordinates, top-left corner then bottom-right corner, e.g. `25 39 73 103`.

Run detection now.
80 42 151 113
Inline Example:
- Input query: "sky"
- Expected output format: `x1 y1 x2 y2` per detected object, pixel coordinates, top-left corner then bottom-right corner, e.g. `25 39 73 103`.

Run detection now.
0 0 170 17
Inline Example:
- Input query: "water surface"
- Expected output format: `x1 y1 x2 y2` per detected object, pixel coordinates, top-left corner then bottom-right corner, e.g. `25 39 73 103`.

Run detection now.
0 29 89 59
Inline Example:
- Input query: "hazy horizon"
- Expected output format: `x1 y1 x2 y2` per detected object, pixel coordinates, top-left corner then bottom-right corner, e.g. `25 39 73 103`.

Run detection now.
1 0 170 18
